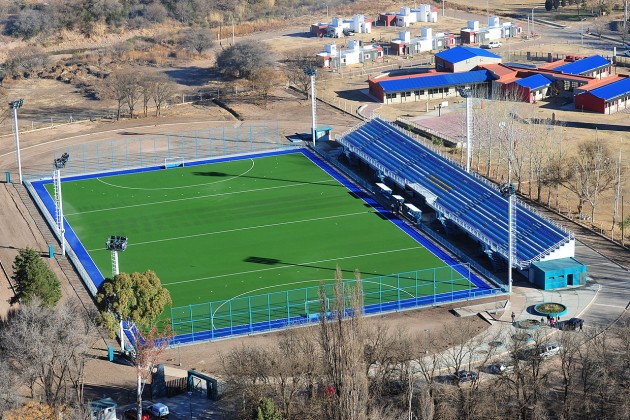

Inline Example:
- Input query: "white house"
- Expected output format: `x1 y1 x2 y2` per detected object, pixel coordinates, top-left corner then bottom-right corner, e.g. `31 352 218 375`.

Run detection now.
379 4 437 27
327 14 372 37
317 40 383 69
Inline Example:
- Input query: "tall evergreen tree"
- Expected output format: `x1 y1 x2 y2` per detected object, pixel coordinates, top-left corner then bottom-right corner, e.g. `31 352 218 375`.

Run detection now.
10 248 61 307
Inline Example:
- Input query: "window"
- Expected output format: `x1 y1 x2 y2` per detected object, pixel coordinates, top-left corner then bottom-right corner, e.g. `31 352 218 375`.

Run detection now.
405 92 412 97
414 90 420 96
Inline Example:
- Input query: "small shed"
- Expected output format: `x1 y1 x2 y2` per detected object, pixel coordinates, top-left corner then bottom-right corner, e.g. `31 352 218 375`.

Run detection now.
315 126 333 141
90 397 117 420
529 257 587 290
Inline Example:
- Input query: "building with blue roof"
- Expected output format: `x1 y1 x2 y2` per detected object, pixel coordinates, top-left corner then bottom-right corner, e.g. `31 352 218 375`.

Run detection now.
553 55 611 78
575 75 630 114
435 46 502 72
500 73 552 103
369 70 495 103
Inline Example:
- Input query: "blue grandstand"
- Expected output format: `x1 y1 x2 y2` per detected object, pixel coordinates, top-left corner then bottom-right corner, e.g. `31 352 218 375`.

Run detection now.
336 117 574 269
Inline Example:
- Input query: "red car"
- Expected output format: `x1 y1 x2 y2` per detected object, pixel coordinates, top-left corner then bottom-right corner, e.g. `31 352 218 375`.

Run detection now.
124 408 151 420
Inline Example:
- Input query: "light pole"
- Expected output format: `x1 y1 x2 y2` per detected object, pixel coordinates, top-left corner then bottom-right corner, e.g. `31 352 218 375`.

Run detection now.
303 67 318 148
531 8 535 38
107 235 128 352
53 153 70 256
324 3 328 17
581 18 586 46
188 391 193 419
9 99 24 184
457 87 473 173
500 182 516 294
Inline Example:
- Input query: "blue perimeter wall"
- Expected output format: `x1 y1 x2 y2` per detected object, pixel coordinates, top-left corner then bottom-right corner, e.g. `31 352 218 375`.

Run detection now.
30 147 498 346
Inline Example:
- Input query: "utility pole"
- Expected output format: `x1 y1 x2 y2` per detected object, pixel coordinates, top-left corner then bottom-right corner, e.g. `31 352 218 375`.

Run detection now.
442 0 445 17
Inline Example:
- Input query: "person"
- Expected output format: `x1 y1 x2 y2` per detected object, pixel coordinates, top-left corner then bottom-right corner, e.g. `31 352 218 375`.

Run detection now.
540 317 545 326
546 314 551 324
511 312 516 324
550 318 555 328
580 319 584 331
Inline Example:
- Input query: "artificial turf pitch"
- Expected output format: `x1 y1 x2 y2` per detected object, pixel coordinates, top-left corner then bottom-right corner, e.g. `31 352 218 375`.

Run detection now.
45 151 475 333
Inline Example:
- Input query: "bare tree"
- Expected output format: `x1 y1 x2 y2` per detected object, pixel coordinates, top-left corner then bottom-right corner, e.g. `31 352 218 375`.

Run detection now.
181 28 214 55
216 40 275 78
562 137 616 223
0 299 98 410
133 325 172 420
249 66 285 107
151 74 176 117
284 49 320 94
319 267 368 420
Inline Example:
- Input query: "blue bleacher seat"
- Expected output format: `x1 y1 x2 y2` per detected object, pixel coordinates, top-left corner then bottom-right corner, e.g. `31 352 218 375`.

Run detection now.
338 118 572 267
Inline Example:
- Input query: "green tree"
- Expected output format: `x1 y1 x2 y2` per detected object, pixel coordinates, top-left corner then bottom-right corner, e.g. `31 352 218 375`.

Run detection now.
545 0 553 11
253 398 283 420
95 270 172 338
10 248 61 307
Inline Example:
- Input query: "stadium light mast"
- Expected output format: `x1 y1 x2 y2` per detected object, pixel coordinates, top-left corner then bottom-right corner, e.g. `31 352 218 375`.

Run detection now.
457 87 473 173
303 67 318 148
9 99 24 184
107 235 129 353
500 183 516 294
53 153 70 256
106 235 128 277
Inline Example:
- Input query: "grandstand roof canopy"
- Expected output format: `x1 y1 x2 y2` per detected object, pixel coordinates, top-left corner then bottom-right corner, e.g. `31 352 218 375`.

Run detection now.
553 55 610 75
585 76 630 101
515 74 552 90
435 46 501 63
378 69 493 93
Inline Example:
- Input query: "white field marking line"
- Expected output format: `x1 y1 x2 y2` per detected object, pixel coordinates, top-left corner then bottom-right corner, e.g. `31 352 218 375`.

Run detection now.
592 303 628 309
95 159 255 191
65 178 337 216
162 246 423 286
209 278 417 329
86 210 373 252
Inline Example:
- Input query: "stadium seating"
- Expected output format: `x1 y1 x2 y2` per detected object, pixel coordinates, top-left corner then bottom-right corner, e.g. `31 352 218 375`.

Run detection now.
337 117 573 268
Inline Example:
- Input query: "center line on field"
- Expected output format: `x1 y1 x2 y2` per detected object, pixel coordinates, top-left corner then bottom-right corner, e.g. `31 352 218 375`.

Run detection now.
65 179 338 216
162 246 423 286
86 210 373 251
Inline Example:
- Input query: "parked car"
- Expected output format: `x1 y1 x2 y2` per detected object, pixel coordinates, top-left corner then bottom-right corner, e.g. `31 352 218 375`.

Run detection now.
124 408 151 420
454 370 478 382
488 41 502 48
538 343 561 358
488 363 515 374
148 403 170 418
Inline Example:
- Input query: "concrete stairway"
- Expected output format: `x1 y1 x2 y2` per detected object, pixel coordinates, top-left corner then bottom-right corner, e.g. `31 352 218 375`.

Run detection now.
12 184 95 306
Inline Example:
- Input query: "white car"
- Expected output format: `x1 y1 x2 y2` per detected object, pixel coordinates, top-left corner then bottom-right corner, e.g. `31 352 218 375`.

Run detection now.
538 343 561 358
147 403 169 418
488 41 502 48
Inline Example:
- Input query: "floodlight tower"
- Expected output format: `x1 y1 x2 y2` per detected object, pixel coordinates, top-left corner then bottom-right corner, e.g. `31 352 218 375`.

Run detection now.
53 153 70 256
500 182 516 294
303 67 318 148
106 235 128 277
9 99 24 184
457 87 473 173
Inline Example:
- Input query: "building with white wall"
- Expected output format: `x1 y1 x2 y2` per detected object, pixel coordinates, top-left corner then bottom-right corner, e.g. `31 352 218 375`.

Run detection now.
316 40 383 69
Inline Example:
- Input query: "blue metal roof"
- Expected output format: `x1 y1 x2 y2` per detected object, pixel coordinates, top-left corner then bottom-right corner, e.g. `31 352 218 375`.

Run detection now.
379 70 494 93
554 55 610 75
435 46 501 63
515 74 552 90
587 77 630 101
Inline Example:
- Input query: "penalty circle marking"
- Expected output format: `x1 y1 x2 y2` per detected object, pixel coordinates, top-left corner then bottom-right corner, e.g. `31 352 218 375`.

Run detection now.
94 158 255 191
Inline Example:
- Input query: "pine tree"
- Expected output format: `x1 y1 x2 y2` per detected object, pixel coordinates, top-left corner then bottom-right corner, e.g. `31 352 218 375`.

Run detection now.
10 248 61 307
